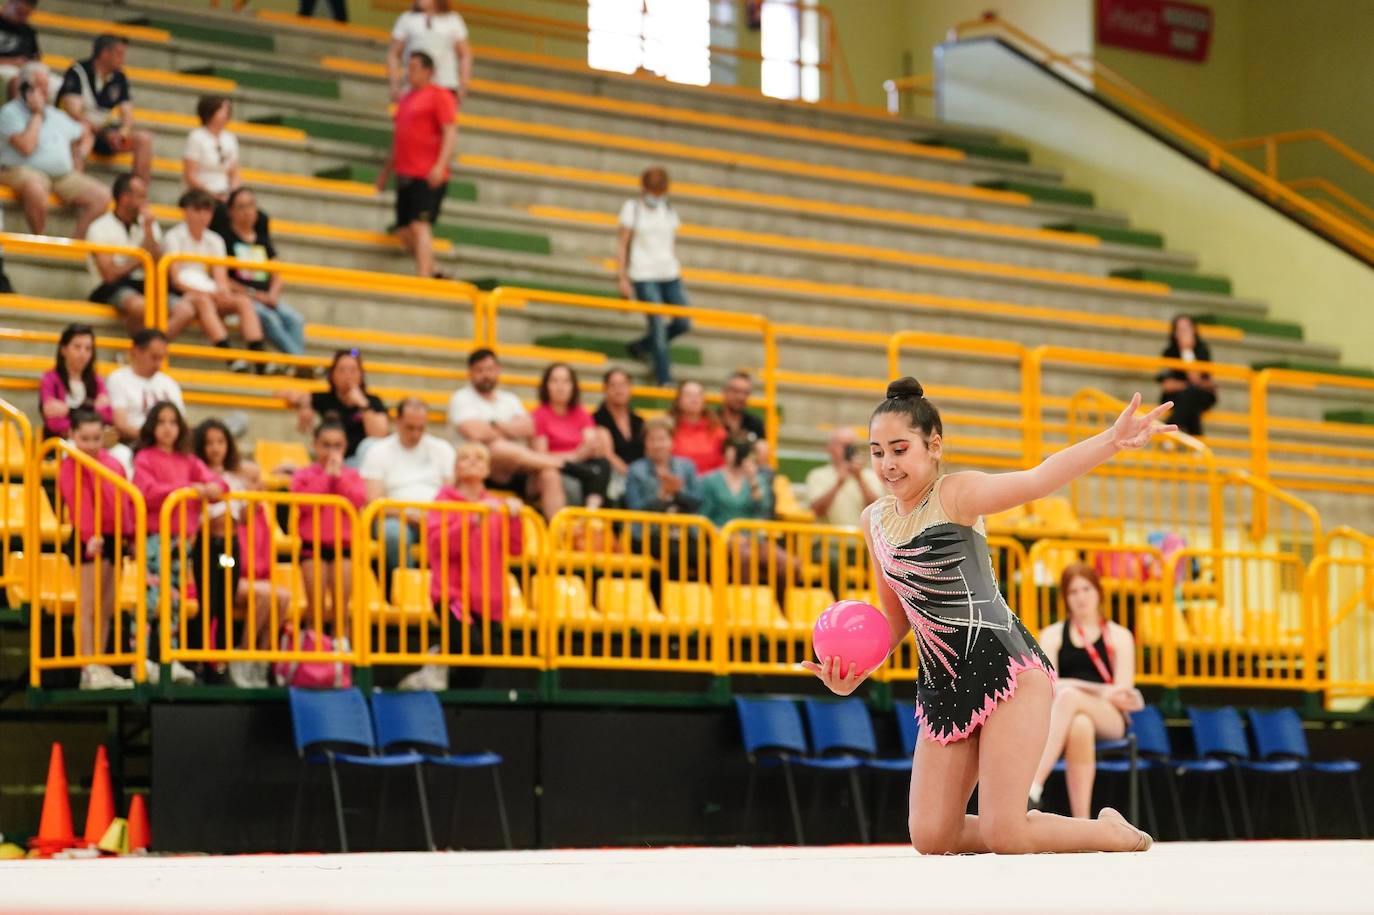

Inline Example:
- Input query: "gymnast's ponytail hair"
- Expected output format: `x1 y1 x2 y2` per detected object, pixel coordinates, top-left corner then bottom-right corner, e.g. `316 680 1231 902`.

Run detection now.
871 377 943 442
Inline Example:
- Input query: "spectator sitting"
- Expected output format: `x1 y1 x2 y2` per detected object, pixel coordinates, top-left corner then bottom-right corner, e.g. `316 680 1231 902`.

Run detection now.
625 417 701 516
290 420 368 641
361 397 456 587
183 95 239 202
133 401 223 686
718 371 764 441
449 348 565 517
284 349 388 465
806 427 881 527
702 435 794 601
106 329 182 471
1157 314 1216 437
213 187 307 374
387 1 472 104
399 442 525 692
617 165 689 386
669 380 725 475
56 34 152 182
87 173 197 338
60 409 134 690
0 61 109 238
164 188 267 372
1030 563 1141 816
375 51 456 279
0 0 40 94
532 362 614 511
194 418 291 689
39 322 112 440
593 367 645 492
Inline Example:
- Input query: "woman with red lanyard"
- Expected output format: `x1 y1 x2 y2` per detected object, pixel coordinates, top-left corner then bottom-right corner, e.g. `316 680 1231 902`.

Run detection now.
1029 563 1144 818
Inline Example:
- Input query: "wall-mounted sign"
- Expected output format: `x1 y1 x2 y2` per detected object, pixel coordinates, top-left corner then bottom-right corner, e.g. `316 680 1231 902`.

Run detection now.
1097 0 1213 62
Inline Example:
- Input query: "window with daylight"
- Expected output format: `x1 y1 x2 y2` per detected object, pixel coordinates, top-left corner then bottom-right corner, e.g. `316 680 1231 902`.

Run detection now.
761 0 820 101
588 0 712 87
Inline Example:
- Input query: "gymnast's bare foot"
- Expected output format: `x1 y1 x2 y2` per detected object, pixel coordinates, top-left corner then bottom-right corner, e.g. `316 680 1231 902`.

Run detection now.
1099 806 1153 851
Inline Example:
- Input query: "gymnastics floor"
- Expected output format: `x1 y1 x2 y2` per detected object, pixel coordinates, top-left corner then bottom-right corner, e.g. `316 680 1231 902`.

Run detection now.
5 842 1372 914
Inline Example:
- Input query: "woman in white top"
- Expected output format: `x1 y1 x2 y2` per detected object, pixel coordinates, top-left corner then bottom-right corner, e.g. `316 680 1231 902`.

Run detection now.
387 0 473 102
183 95 241 201
616 166 690 387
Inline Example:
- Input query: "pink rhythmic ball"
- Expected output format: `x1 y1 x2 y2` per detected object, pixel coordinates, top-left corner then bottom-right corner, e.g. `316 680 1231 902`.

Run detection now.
812 600 889 674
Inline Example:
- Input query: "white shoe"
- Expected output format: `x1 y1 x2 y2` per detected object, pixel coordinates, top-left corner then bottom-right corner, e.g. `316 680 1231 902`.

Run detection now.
227 661 255 689
253 661 273 689
144 660 161 686
169 660 197 685
80 664 133 690
398 664 448 692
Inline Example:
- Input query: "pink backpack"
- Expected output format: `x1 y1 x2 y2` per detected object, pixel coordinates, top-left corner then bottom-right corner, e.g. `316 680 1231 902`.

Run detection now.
273 629 353 689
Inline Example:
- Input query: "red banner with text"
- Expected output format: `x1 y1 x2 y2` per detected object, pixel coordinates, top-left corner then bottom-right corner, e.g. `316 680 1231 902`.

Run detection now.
1097 0 1212 63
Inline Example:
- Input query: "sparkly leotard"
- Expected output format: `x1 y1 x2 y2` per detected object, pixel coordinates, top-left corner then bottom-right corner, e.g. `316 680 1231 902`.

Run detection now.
869 478 1055 745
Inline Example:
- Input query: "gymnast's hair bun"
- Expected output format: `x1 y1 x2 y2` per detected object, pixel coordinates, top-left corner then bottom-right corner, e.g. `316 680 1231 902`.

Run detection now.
886 377 925 400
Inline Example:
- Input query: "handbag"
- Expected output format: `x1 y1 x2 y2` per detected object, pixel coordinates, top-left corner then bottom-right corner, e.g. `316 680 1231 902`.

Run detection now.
273 629 352 688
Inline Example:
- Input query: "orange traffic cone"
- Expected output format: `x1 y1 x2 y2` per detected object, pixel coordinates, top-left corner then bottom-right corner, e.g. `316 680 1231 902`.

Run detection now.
126 795 149 853
83 746 115 847
29 743 76 854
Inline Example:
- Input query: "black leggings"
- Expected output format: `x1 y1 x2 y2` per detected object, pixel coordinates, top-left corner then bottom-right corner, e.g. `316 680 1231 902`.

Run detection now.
1164 385 1216 437
297 0 347 22
561 457 613 502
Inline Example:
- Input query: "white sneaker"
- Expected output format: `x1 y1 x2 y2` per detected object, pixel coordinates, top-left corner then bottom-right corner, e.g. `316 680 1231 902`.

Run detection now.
398 664 448 692
144 660 161 686
80 664 133 690
227 661 255 689
169 660 197 685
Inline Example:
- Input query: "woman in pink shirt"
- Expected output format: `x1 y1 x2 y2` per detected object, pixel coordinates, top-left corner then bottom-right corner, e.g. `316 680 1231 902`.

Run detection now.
290 421 369 639
59 410 136 690
669 379 725 474
133 401 225 685
400 442 525 691
39 323 113 440
531 362 613 511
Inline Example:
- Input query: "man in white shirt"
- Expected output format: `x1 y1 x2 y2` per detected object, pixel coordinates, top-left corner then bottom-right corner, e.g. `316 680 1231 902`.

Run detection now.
105 328 183 474
387 5 473 101
86 173 197 338
0 61 108 238
361 397 455 588
615 166 690 386
163 188 265 372
805 427 881 527
448 348 564 514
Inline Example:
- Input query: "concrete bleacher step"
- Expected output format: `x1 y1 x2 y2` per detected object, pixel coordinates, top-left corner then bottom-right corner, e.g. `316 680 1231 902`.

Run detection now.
1044 223 1165 249
924 138 1032 163
975 180 1095 207
1110 267 1233 296
534 333 702 367
1252 360 1374 379
1196 314 1304 341
467 276 617 299
315 164 478 202
138 16 274 51
186 65 340 100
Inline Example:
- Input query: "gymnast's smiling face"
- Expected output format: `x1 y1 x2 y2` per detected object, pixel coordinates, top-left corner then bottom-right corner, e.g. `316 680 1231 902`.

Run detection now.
869 411 942 505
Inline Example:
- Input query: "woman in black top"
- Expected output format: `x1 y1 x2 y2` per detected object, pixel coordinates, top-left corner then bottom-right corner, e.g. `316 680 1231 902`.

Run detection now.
282 349 388 462
1027 563 1141 818
1157 314 1216 436
593 367 645 478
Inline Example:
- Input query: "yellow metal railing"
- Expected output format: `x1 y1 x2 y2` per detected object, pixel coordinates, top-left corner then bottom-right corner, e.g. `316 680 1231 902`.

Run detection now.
1223 129 1374 231
360 499 544 670
0 397 33 606
1 231 156 326
1305 555 1374 703
30 437 146 686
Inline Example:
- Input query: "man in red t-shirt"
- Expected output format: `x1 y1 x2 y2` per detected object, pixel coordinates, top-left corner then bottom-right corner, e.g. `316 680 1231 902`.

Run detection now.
376 50 457 278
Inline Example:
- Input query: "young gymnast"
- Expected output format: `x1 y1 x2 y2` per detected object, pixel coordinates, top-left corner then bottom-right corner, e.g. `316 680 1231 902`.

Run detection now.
804 378 1172 854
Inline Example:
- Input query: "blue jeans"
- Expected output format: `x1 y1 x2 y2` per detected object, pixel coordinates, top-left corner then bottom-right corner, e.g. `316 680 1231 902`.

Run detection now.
254 299 306 356
631 279 691 385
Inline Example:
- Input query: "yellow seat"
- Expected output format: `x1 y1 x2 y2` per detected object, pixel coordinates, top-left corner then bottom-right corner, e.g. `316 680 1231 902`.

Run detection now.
773 475 815 524
357 567 390 618
506 572 530 622
840 589 879 606
0 424 27 478
12 552 78 613
727 585 787 630
1137 601 1191 646
386 568 437 626
1021 497 1080 533
662 581 713 626
266 508 301 556
784 586 836 632
984 503 1028 533
0 483 66 543
595 577 663 624
534 574 596 620
255 440 309 489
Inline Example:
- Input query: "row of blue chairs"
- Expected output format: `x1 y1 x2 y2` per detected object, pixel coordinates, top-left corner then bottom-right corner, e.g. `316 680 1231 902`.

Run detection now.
287 689 512 852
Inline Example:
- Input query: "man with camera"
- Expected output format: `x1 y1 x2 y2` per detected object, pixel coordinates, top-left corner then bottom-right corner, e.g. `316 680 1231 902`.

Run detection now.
0 61 109 238
805 426 881 527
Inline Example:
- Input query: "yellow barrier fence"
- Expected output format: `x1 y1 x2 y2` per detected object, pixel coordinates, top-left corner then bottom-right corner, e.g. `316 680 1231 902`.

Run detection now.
1251 367 1374 500
1305 555 1374 705
544 507 722 673
0 232 157 327
360 499 544 671
30 437 146 686
1023 540 1168 685
716 518 871 676
157 488 364 670
0 397 33 609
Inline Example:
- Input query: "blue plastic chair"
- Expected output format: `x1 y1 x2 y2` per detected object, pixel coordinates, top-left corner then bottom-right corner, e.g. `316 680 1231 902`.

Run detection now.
1247 707 1367 838
804 698 916 843
287 687 434 852
370 691 512 849
734 696 866 844
1188 705 1306 838
893 700 920 759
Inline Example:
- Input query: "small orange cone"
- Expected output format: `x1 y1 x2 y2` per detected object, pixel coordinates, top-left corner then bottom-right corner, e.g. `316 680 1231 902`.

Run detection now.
83 746 115 847
126 795 149 852
29 743 77 855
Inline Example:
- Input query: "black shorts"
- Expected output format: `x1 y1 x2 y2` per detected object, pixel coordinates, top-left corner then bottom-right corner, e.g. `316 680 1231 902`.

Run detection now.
89 276 143 310
395 175 446 229
92 125 129 157
63 534 126 565
300 544 349 563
